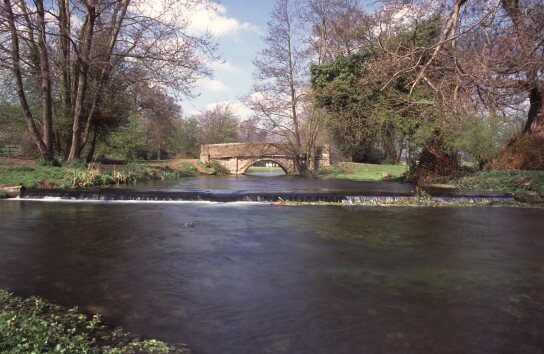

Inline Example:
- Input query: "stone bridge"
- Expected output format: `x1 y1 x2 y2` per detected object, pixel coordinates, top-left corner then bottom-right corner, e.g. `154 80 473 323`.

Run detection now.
200 143 331 175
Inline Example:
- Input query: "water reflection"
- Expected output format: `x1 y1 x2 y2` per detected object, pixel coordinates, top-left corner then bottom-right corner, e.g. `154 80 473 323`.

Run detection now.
1 201 543 353
131 174 417 194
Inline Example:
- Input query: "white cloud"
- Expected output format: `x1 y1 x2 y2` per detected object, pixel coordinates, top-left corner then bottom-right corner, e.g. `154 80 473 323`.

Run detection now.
129 1 260 37
188 3 261 36
206 100 254 120
200 78 229 92
210 60 240 73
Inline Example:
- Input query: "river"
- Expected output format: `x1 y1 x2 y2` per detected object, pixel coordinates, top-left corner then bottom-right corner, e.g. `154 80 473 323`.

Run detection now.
1 175 543 353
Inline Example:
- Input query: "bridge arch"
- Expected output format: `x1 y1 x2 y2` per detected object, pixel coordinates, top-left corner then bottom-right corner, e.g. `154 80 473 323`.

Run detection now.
200 143 330 175
239 159 289 175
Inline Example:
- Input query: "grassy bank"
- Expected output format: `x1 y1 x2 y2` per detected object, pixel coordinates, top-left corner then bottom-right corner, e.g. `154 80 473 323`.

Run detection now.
0 158 200 192
313 162 408 181
312 162 543 202
0 290 188 353
447 170 544 202
2 157 543 202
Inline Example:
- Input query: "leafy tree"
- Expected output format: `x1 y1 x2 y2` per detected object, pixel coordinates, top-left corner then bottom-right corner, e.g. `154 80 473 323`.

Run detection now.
170 117 201 158
97 114 146 161
137 86 182 160
311 53 379 162
452 115 523 170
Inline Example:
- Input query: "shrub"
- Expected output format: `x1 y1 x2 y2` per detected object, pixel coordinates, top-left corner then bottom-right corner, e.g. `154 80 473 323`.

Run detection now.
210 160 229 175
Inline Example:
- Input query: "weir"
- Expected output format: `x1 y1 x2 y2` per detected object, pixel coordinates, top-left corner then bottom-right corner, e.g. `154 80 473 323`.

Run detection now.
19 188 516 204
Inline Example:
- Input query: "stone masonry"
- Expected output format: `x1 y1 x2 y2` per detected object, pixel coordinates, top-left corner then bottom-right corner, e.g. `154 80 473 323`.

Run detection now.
200 143 331 175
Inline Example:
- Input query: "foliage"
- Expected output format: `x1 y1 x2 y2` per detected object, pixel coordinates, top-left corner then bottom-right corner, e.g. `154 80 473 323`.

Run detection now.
311 53 386 162
65 164 197 188
0 290 188 353
137 87 183 160
404 137 464 183
97 115 147 161
194 160 215 174
209 160 229 175
310 15 447 165
452 116 522 170
170 118 202 158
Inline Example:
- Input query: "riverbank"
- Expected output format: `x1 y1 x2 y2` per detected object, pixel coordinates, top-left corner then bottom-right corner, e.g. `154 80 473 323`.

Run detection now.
0 157 201 194
2 157 543 203
0 290 188 353
314 162 544 203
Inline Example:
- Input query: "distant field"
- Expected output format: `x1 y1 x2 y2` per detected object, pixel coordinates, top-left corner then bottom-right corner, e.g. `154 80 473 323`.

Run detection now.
333 162 408 181
245 166 285 173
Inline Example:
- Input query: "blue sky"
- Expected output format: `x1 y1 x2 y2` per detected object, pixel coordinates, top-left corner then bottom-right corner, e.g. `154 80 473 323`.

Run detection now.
180 0 276 119
181 0 377 119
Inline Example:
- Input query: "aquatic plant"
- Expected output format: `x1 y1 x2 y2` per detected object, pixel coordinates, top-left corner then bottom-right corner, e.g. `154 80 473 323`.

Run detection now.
0 290 188 353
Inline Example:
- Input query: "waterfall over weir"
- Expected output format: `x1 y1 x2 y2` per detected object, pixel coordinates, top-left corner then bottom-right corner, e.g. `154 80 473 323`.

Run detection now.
19 188 516 204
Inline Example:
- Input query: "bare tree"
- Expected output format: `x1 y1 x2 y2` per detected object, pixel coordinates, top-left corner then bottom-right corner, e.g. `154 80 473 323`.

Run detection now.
247 0 308 171
0 0 218 162
197 103 239 144
383 0 543 138
300 0 369 63
238 118 268 143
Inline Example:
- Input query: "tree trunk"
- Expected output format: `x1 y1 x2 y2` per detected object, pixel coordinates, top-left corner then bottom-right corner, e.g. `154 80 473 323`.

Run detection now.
68 6 97 161
36 0 54 156
3 0 53 162
86 127 98 163
524 86 544 136
58 0 72 120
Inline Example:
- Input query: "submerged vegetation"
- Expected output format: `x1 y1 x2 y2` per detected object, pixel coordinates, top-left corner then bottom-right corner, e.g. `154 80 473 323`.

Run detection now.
0 290 188 353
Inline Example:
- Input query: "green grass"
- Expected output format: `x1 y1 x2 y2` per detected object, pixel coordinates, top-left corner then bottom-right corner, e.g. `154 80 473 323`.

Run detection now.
314 162 408 181
0 290 188 353
451 170 544 202
0 165 68 188
0 161 198 190
245 166 285 173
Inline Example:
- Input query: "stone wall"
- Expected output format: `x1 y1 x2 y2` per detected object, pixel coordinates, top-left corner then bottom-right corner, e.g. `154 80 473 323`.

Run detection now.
200 143 292 160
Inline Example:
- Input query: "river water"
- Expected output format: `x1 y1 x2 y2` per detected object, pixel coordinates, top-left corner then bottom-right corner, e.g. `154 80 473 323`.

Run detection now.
1 175 543 353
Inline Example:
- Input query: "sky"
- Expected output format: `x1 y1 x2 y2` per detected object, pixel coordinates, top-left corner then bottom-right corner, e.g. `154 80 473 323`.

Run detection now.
180 0 379 120
179 0 276 120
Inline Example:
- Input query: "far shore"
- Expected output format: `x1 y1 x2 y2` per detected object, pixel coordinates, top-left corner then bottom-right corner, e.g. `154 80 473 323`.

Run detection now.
1 156 543 204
